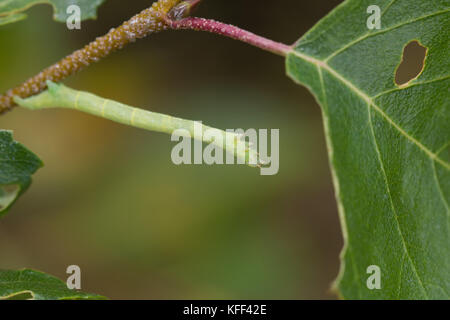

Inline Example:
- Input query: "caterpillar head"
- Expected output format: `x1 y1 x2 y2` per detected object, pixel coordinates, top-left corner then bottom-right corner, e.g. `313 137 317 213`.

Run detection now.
167 0 201 20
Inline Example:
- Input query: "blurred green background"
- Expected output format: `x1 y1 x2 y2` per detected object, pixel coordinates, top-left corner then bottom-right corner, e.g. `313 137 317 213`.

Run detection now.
0 0 344 299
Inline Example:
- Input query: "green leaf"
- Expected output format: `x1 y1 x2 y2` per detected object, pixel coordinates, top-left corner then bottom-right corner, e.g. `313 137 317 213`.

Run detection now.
0 130 42 217
0 0 106 26
0 269 106 300
286 0 449 299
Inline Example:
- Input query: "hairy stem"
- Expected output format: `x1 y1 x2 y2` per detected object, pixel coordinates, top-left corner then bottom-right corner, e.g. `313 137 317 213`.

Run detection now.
164 17 292 57
0 0 183 114
14 81 261 167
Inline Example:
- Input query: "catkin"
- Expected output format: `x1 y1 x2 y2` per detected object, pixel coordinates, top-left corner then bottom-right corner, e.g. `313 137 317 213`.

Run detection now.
0 0 181 114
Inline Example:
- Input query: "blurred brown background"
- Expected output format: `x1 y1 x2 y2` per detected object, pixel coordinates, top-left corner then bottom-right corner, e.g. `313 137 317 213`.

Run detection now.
0 0 344 299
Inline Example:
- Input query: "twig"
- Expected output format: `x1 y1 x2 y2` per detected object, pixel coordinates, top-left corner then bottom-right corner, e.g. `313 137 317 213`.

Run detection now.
164 17 292 57
0 0 291 115
0 0 184 114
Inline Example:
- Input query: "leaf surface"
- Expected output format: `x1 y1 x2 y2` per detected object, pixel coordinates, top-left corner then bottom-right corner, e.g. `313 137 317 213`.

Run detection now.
0 269 106 300
0 130 42 217
286 0 449 299
0 0 106 25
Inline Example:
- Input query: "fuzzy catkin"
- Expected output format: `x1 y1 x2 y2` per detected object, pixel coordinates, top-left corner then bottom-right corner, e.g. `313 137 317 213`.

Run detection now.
0 0 181 114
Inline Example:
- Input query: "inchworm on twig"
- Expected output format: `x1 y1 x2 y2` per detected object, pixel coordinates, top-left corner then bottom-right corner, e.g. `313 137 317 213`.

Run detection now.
14 80 262 167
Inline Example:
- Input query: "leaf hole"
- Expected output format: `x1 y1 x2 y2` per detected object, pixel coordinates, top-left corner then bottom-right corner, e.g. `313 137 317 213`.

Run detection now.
395 40 427 86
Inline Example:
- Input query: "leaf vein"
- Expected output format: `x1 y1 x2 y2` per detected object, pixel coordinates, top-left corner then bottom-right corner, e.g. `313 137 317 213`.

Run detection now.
396 252 406 298
372 76 450 100
424 282 450 297
290 50 450 170
368 104 429 299
431 159 450 217
381 0 398 18
324 9 450 63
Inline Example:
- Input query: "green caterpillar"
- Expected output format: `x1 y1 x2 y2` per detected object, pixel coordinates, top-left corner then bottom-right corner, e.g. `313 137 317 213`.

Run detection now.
15 81 260 167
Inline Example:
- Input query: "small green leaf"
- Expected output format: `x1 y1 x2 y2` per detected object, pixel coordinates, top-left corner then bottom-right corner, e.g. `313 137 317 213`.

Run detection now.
0 0 106 26
0 130 42 217
286 0 449 299
0 269 106 300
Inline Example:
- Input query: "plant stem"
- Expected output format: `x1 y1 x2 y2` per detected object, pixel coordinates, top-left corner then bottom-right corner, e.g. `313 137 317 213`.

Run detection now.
0 0 183 114
0 0 291 116
165 17 292 57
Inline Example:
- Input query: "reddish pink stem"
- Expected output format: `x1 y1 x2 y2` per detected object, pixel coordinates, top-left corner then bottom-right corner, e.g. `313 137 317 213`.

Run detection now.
165 17 292 57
